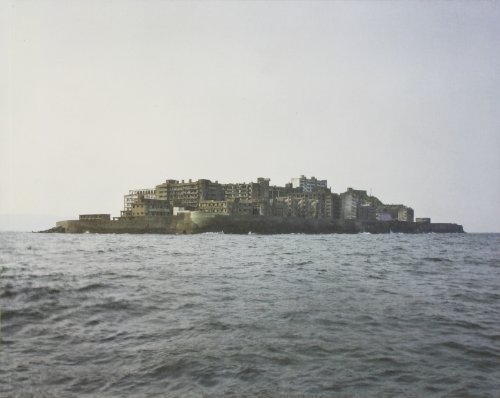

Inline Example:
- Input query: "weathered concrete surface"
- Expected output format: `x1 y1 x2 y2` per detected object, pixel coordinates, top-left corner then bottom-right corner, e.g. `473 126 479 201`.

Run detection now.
50 213 464 234
55 214 195 234
357 221 464 234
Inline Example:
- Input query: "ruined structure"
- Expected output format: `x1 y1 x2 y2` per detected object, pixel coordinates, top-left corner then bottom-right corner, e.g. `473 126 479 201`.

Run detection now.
45 175 464 234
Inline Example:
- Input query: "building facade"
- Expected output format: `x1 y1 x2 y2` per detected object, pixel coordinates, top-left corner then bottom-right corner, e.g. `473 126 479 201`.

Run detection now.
398 207 414 222
290 175 328 192
199 200 234 214
130 196 170 217
124 189 156 212
155 179 224 209
222 178 270 201
376 205 414 222
117 176 415 224
340 188 368 220
199 198 268 216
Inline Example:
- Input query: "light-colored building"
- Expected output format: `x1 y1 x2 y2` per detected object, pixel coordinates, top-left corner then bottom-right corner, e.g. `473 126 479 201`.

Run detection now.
340 188 386 221
124 189 156 212
131 196 170 217
287 191 332 219
398 207 414 222
340 188 367 220
291 175 328 193
273 196 319 218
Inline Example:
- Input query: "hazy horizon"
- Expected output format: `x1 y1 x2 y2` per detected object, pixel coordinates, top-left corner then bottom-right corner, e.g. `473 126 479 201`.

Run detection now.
1 1 499 233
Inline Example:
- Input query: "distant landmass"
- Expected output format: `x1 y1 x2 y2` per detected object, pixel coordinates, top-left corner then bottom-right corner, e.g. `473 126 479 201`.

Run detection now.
42 176 464 234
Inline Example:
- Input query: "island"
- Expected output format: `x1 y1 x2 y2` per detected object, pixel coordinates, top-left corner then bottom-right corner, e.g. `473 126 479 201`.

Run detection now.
43 176 464 234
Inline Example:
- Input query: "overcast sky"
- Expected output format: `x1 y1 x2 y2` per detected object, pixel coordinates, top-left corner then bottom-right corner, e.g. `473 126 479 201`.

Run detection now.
1 0 499 232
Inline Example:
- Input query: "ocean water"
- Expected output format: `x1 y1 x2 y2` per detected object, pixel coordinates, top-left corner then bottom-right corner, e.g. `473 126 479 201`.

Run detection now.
1 232 499 397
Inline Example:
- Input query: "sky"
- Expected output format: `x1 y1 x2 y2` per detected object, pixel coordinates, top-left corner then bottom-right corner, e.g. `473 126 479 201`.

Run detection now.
0 0 499 232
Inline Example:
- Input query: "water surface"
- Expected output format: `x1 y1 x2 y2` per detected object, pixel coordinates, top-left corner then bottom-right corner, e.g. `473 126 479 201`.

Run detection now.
1 232 499 397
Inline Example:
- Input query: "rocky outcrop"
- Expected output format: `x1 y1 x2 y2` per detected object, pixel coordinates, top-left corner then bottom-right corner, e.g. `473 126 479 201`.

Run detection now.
38 226 66 233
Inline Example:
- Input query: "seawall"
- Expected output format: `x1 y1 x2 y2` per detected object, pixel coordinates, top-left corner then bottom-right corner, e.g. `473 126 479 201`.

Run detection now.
48 213 464 234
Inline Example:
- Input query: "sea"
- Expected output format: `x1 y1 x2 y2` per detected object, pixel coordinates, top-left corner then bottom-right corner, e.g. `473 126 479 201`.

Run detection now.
1 232 499 398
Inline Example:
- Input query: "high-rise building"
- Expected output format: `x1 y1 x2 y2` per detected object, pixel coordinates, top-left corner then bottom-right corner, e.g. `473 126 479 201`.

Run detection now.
290 175 328 192
222 177 270 200
155 179 224 209
340 188 367 220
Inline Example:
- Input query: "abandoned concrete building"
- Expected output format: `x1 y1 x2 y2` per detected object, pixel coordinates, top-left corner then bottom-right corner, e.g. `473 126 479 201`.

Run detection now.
119 176 413 223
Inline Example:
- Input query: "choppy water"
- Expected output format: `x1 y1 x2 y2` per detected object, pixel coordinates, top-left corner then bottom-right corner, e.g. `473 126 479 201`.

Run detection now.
1 232 499 397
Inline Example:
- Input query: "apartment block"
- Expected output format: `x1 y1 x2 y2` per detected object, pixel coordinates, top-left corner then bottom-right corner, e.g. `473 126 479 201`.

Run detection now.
130 196 170 217
291 175 328 193
119 175 415 224
124 189 156 212
223 178 270 200
340 188 367 220
156 179 224 209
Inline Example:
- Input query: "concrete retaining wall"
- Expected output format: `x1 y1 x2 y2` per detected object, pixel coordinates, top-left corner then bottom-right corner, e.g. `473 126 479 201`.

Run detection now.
53 213 464 234
56 214 195 234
